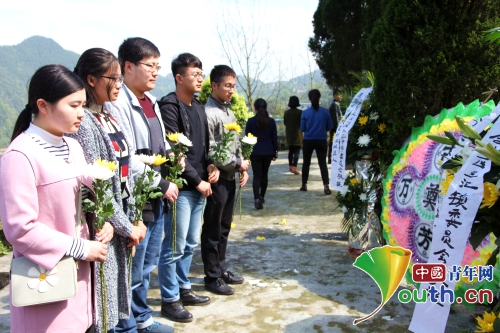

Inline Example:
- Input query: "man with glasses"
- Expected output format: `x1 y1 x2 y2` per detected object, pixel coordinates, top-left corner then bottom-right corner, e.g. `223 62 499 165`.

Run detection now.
158 53 219 323
202 65 249 296
108 37 178 333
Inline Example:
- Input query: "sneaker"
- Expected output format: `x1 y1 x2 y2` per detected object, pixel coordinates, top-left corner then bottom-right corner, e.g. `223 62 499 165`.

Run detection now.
138 320 176 331
299 184 307 191
160 301 193 323
324 185 332 195
205 278 235 295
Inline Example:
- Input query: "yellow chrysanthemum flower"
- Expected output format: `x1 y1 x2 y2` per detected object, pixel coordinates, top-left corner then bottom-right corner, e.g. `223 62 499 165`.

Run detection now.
95 158 117 171
224 122 242 133
256 236 266 241
440 171 454 195
358 116 369 126
476 311 497 332
279 219 286 225
231 222 235 228
153 154 168 166
378 123 387 133
481 182 499 209
166 132 180 142
350 178 357 185
247 133 257 139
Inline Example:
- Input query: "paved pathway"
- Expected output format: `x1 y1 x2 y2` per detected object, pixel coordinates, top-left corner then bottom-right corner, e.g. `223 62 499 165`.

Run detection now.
0 153 482 332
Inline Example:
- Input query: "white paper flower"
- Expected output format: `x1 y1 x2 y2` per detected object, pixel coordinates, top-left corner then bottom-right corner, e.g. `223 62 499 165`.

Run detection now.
341 206 348 213
340 185 350 196
242 135 258 145
357 134 371 147
359 193 368 201
137 154 156 165
177 133 193 147
27 265 59 293
369 112 379 121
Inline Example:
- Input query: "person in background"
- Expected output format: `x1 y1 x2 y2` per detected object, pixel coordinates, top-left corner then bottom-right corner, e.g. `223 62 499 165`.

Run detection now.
300 89 333 195
283 95 302 175
0 64 107 333
202 65 249 296
327 91 342 164
71 48 148 332
108 37 178 333
158 53 218 323
245 98 278 210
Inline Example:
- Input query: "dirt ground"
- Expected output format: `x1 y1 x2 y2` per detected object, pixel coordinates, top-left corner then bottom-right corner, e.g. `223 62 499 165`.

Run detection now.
0 153 485 332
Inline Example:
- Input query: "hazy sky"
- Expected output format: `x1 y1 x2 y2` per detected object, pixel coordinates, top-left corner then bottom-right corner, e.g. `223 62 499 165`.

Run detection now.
0 0 319 80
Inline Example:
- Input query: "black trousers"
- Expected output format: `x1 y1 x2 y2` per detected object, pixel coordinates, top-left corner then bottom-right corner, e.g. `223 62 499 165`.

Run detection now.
327 131 334 162
201 177 236 283
250 155 273 200
288 145 301 167
302 139 329 185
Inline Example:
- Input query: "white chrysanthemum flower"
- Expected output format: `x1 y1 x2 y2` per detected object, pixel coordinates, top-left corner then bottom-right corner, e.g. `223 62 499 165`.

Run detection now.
341 185 350 196
27 265 59 293
359 193 368 201
357 134 371 147
177 133 193 147
341 206 348 213
86 163 115 180
137 154 156 165
242 135 258 145
369 112 379 121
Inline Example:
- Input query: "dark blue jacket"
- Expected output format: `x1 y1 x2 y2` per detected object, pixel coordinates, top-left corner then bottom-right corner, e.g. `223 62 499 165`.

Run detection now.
300 106 333 140
245 117 278 157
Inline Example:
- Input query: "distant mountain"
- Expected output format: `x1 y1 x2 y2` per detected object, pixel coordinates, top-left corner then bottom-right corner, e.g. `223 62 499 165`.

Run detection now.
0 36 330 146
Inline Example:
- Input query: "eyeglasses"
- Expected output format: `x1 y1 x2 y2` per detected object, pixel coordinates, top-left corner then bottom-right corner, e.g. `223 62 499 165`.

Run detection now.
138 62 161 73
101 75 124 84
216 83 237 91
181 72 205 79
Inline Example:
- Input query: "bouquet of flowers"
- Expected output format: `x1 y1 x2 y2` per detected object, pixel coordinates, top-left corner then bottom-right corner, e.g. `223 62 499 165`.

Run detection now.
165 133 192 256
128 154 166 280
83 158 117 332
335 172 370 235
345 102 387 165
234 133 257 220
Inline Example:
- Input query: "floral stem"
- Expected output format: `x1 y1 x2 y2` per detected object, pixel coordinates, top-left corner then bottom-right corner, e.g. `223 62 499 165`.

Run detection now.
171 200 177 259
100 263 108 332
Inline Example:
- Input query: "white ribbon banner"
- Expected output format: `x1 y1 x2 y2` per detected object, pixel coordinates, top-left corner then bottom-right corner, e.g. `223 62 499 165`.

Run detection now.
409 115 500 333
330 87 373 191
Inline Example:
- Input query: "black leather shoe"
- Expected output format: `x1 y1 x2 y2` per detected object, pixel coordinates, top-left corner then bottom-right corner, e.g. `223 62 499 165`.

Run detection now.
205 278 234 295
180 288 210 306
324 185 332 195
222 271 244 284
254 199 263 210
259 196 265 204
299 184 307 191
161 300 193 323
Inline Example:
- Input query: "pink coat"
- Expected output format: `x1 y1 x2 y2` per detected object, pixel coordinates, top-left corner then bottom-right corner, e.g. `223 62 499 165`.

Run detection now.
0 133 94 333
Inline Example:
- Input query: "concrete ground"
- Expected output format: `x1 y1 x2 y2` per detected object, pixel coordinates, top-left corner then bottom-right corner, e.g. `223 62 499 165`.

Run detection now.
0 153 483 332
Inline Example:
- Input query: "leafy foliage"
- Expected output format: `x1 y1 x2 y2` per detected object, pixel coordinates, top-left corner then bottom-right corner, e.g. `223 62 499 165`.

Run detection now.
366 0 500 164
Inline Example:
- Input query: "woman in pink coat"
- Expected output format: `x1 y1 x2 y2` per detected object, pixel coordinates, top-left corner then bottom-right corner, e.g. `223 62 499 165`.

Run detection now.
0 65 108 333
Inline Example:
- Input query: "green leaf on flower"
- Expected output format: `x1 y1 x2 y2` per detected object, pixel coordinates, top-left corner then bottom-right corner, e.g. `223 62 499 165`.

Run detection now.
427 134 454 145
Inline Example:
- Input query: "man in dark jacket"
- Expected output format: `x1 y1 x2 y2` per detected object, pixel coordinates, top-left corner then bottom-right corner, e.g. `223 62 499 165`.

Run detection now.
328 92 342 164
284 96 303 174
158 53 219 323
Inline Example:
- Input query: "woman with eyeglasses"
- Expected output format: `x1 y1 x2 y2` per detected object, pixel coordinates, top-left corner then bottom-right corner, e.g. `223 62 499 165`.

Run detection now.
0 64 108 333
70 48 147 333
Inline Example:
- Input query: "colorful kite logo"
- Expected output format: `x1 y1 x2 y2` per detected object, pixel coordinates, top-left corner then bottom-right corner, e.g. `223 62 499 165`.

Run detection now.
352 245 412 325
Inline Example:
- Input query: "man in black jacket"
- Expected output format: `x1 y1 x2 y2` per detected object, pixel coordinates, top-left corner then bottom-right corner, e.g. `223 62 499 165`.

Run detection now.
157 53 219 323
328 92 342 164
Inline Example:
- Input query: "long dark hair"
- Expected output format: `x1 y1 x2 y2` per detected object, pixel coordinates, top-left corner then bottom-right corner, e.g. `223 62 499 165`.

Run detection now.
11 65 84 141
308 89 321 110
254 98 269 130
75 48 119 111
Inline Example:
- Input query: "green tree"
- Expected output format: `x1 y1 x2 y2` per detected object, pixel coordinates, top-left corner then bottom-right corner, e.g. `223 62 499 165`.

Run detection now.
366 0 500 161
198 79 251 128
308 0 364 89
